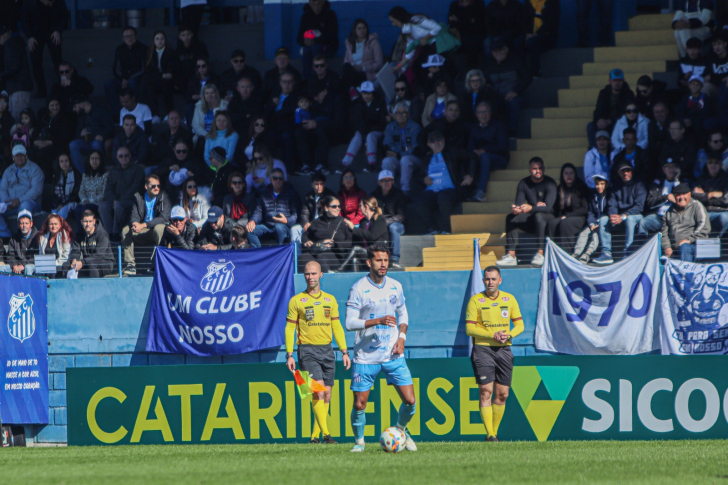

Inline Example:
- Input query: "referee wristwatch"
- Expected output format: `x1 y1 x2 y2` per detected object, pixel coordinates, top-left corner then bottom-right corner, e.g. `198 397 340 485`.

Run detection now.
341 351 349 356
286 353 294 359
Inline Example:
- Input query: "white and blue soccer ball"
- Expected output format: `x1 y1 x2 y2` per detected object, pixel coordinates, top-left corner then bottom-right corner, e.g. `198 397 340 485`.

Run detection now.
379 426 406 453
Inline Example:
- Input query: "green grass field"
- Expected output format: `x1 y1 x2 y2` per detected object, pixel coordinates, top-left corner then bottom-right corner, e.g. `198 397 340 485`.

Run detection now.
4 440 728 484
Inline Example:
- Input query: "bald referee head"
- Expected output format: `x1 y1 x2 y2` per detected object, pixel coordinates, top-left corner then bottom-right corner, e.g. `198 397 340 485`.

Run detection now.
304 261 322 292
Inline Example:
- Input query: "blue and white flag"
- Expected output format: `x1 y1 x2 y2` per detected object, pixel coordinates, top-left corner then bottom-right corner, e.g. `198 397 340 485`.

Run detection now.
535 236 661 355
147 245 295 356
659 260 728 355
468 239 485 354
0 276 49 424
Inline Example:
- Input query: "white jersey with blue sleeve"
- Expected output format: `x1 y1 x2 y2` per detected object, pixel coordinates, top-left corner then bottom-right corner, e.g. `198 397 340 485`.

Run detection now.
345 275 409 365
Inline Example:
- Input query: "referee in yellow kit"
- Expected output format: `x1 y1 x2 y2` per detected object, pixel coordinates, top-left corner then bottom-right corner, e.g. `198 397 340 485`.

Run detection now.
286 261 351 444
465 265 524 442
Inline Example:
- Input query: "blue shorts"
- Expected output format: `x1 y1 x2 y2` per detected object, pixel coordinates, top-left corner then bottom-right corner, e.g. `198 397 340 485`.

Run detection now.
350 357 413 392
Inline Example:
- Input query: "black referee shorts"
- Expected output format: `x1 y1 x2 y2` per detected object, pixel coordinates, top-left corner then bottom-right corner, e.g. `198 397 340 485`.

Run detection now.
471 345 514 386
298 344 335 387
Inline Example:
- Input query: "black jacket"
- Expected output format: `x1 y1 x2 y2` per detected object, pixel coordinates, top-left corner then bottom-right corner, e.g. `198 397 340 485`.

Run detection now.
185 72 223 103
302 214 352 260
229 94 264 136
52 167 81 208
351 96 387 135
129 190 173 228
608 178 647 216
69 225 115 266
513 175 558 214
0 34 33 95
221 64 263 94
693 171 728 212
418 117 470 157
485 53 532 97
151 126 194 165
36 109 75 150
262 66 303 100
300 187 335 226
159 220 197 249
645 177 681 213
612 147 654 183
415 148 476 199
660 136 698 178
21 0 67 38
525 0 560 38
143 47 179 78
371 186 407 225
265 92 299 133
49 73 94 111
112 128 150 166
352 215 388 244
7 227 39 266
176 38 209 86
485 0 527 38
104 163 145 202
554 182 589 218
111 41 147 81
222 192 258 225
458 87 503 124
296 0 339 53
252 183 301 227
593 84 635 125
74 104 115 140
196 217 235 250
210 162 238 207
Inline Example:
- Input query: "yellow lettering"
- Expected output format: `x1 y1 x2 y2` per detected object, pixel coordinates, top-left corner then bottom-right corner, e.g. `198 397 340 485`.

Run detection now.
344 379 375 437
459 377 481 435
249 382 283 439
380 378 420 435
285 381 296 438
426 378 455 435
201 383 245 441
168 384 203 442
131 386 174 443
87 387 128 444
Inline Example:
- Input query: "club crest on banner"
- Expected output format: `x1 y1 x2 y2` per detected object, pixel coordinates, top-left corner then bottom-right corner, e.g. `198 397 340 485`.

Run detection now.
7 293 35 342
200 261 235 294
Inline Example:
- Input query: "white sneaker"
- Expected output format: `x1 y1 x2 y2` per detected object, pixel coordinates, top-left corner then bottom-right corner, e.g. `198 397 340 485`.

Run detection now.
350 443 365 452
531 253 544 266
496 253 517 267
402 428 417 451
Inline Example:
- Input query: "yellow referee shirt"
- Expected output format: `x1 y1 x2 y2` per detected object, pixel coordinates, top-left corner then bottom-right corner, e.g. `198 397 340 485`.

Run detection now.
465 290 524 347
285 291 347 353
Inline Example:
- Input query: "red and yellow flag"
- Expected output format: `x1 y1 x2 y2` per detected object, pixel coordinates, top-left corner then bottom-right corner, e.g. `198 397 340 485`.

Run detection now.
294 370 326 399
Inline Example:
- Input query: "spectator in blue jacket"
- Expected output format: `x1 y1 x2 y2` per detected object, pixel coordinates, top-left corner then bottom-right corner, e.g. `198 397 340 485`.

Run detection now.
382 102 422 194
204 111 239 166
572 174 610 263
593 161 647 265
468 101 509 202
0 144 44 238
583 130 613 188
249 168 301 247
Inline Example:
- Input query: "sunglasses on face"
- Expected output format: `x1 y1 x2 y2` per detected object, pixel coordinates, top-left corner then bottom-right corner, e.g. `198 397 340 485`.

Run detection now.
59 69 71 74
231 180 244 185
118 153 130 158
625 109 637 114
186 184 197 189
197 64 207 69
149 184 160 189
271 176 284 181
637 89 648 95
175 149 188 154
711 139 723 143
232 59 245 64
314 64 326 68
395 87 406 92
328 204 340 208
171 217 185 222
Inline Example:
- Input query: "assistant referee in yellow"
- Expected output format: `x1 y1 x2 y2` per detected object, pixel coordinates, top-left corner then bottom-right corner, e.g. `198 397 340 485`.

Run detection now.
465 265 524 442
286 260 351 444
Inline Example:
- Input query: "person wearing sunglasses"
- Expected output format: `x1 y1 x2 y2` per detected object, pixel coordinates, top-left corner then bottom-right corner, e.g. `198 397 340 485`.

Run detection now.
223 172 257 237
121 174 172 276
459 69 501 125
159 205 197 250
98 146 145 241
179 176 209 232
155 139 208 191
48 61 93 112
246 146 287 194
184 56 221 126
249 167 302 247
386 77 423 125
695 130 728 177
176 25 209 97
228 76 263 137
221 49 262 98
611 103 649 155
298 195 352 273
297 0 340 80
150 110 193 164
242 116 276 164
112 114 151 170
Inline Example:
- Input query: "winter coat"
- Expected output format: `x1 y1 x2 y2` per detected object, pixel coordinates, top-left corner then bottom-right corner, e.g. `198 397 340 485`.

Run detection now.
300 188 336 226
1 34 33 95
52 168 81 208
74 104 115 141
0 160 44 204
103 163 145 202
351 215 388 245
111 41 147 81
297 0 339 53
252 183 301 227
587 190 610 226
337 186 367 225
48 73 94 110
611 113 650 153
592 85 635 125
129 190 173 228
351 96 387 135
69 225 115 266
7 227 39 266
191 99 229 139
608 178 647 216
196 217 235 250
180 193 211 229
112 128 150 166
661 199 711 250
383 119 422 156
159 220 197 249
371 185 407 225
302 213 352 260
611 147 653 183
693 171 728 212
583 148 612 189
78 172 108 205
344 33 384 82
485 54 532 98
38 231 72 268
222 192 257 226
421 92 457 128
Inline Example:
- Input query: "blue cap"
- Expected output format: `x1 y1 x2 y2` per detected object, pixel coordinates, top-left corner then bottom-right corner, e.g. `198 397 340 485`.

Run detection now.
610 69 625 80
207 206 224 221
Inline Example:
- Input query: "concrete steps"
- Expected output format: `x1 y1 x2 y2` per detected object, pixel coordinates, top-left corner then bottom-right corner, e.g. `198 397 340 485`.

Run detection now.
417 233 505 269
628 14 674 31
569 73 643 89
593 45 677 62
451 214 507 234
531 117 591 139
489 167 561 182
464 201 513 214
615 29 674 47
558 88 602 107
581 60 667 76
516 137 588 150
511 147 585 167
542 106 593 118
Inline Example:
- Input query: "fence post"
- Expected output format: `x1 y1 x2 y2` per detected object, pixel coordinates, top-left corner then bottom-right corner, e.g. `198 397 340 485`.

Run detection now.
293 242 298 274
118 245 122 278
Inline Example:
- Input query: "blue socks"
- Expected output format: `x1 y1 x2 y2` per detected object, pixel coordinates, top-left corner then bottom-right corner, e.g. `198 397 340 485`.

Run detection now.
351 408 366 442
397 402 416 429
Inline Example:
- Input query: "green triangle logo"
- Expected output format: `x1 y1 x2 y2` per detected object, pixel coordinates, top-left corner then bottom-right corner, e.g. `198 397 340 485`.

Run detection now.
511 366 580 441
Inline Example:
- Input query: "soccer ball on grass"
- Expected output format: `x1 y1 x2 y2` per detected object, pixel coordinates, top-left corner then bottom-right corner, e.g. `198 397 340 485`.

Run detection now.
379 426 406 453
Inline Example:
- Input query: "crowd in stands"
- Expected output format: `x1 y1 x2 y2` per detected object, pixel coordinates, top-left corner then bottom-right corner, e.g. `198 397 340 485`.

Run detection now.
0 0 727 276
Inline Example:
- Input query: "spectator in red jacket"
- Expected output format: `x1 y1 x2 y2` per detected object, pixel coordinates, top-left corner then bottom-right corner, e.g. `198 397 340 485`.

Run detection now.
336 168 365 225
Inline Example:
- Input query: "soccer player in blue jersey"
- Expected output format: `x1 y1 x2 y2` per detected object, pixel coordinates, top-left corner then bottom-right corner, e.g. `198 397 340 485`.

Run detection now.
345 244 417 452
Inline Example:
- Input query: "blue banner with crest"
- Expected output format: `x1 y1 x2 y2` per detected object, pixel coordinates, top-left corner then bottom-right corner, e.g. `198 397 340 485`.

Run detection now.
147 246 295 356
0 276 49 424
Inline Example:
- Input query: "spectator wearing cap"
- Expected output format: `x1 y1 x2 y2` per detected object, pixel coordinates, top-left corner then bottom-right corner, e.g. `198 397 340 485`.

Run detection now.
264 70 299 172
583 130 613 189
468 101 509 202
342 19 383 94
99 146 145 240
263 48 303 101
420 54 453 99
612 127 653 183
20 0 67 99
485 38 532 136
412 130 476 235
677 74 714 140
634 75 667 120
0 24 32 120
572 174 610 263
105 27 147 121
661 183 710 262
119 88 153 136
250 168 301 247
70 96 115 173
196 206 234 250
228 76 263 139
497 157 557 267
678 37 710 94
672 0 713 58
523 0 560 78
0 144 44 237
209 147 237 207
695 129 728 177
222 49 263 96
121 174 172 276
422 77 457 128
112 114 151 168
484 0 526 54
611 103 649 155
636 158 682 241
342 81 387 170
371 169 406 268
68 209 115 278
660 119 698 178
48 62 94 112
692 157 728 237
159 205 197 250
2 210 39 275
593 161 646 265
382 101 422 194
297 0 339 80
588 69 635 148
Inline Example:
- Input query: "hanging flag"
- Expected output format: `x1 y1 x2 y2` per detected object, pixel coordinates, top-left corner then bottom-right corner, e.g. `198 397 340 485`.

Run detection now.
468 239 486 354
293 370 326 399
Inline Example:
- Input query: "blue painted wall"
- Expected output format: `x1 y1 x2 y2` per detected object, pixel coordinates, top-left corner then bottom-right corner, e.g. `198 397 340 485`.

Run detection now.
33 268 545 444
